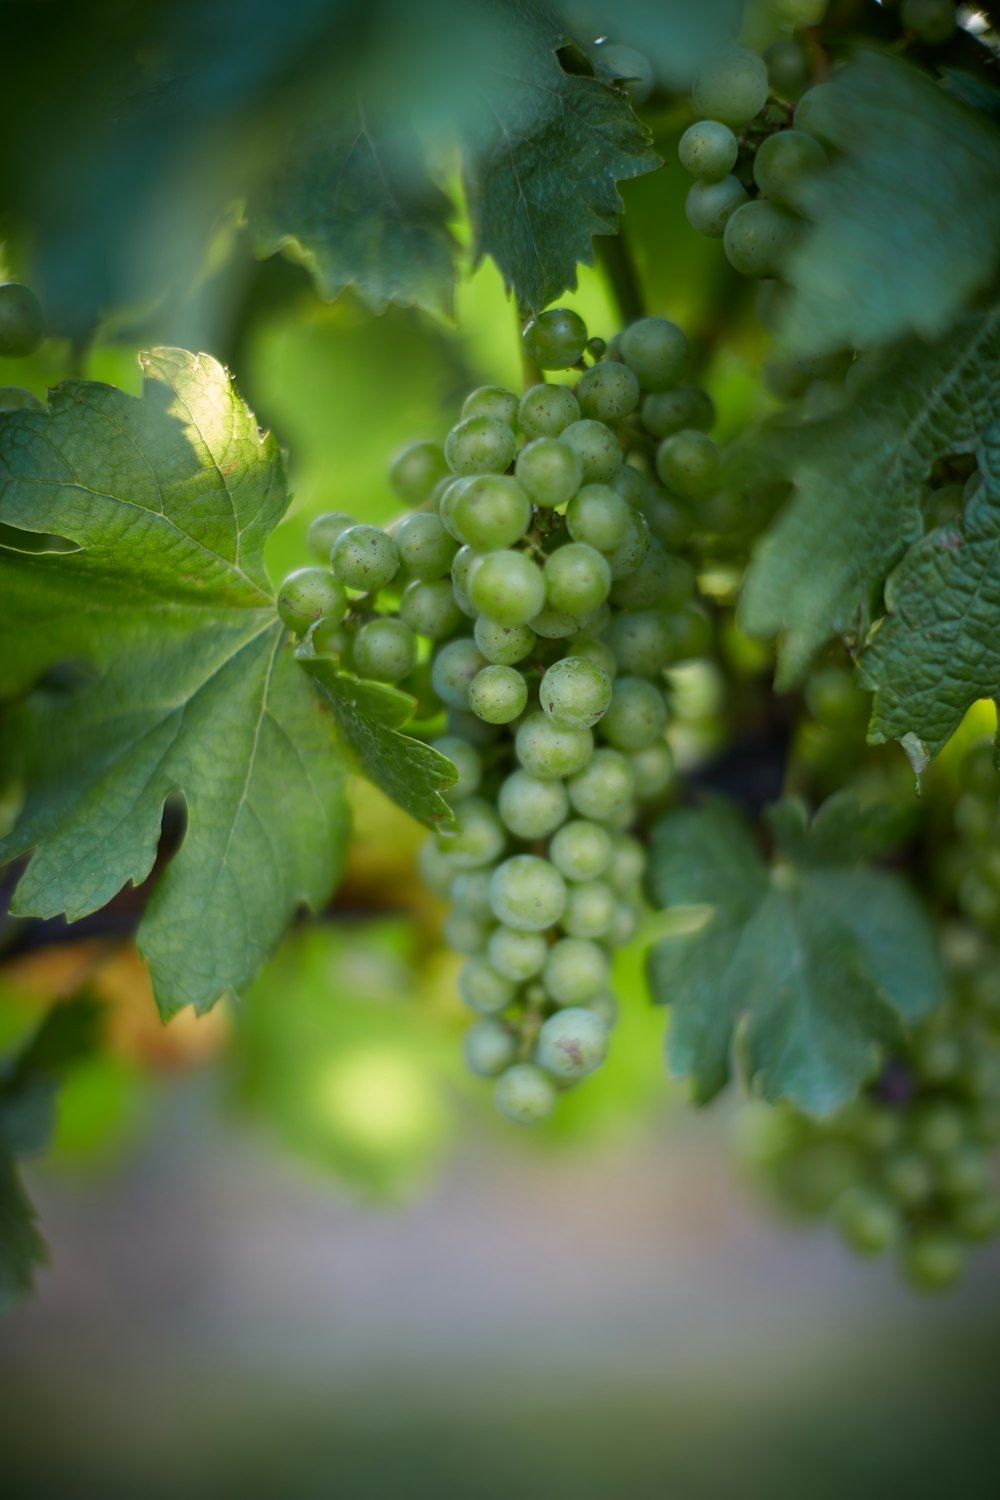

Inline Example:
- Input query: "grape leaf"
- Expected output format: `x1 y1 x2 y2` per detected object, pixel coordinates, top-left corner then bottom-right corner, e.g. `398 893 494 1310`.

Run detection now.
559 0 742 87
0 999 105 1157
0 1151 47 1314
739 304 1000 684
779 53 1000 355
646 798 943 1115
0 349 350 1018
859 423 1000 770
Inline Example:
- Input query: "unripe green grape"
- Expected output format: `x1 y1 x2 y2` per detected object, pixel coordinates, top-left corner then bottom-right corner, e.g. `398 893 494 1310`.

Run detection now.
459 956 516 1014
450 542 484 614
640 386 715 439
575 601 611 640
901 0 956 45
587 991 620 1029
612 463 646 507
438 477 473 541
495 1063 557 1124
603 510 650 581
834 1185 898 1254
394 512 458 579
539 657 613 730
605 899 640 947
307 511 356 562
881 1148 934 1209
549 819 614 881
642 489 693 549
671 605 713 661
440 796 506 869
418 835 458 897
587 337 608 359
724 200 804 279
954 1188 1000 1242
463 1018 519 1077
753 129 826 206
567 749 636 820
566 484 631 551
560 880 616 939
445 416 517 476
560 419 622 483
544 543 612 617
451 868 496 919
310 619 352 661
765 38 808 96
515 437 584 507
619 317 688 391
0 283 44 357
389 440 449 502
678 120 739 181
656 429 720 498
912 1027 963 1084
629 741 674 800
793 82 837 146
352 617 417 682
938 1144 993 1199
468 550 546 627
543 938 610 1007
903 1230 965 1291
691 45 768 126
515 712 594 780
431 637 487 708
911 1101 968 1157
474 616 537 665
490 854 567 930
567 638 618 679
469 664 528 725
400 578 463 639
430 736 482 802
461 385 519 426
685 176 749 238
536 1006 609 1080
529 603 581 640
518 383 581 438
276 567 347 635
523 307 588 369
331 524 400 590
575 361 641 421
451 474 532 550
599 676 668 751
604 610 674 677
610 539 694 612
444 908 494 955
487 926 549 982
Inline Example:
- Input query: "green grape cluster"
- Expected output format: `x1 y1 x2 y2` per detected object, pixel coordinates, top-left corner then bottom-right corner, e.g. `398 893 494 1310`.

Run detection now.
276 309 717 1123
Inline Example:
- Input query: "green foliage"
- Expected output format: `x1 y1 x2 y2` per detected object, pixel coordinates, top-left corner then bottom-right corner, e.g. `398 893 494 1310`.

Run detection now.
0 999 104 1156
0 1151 47 1314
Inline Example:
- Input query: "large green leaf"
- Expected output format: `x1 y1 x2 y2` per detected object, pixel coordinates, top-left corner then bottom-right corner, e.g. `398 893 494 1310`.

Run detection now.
646 798 943 1115
0 1151 47 1314
0 349 350 1018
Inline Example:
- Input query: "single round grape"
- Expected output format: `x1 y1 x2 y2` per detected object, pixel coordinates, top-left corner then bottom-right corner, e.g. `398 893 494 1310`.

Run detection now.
954 1189 1000 1242
488 926 548 982
629 741 675 801
550 819 614 881
352 617 417 682
440 796 506 869
903 1231 965 1291
515 437 584 508
0 283 44 357
450 541 484 608
400 578 463 639
451 475 532 550
394 512 458 579
451 868 496 919
619 317 689 391
518 383 581 438
834 1185 898 1254
418 836 458 897
567 749 636 820
678 120 739 181
912 1027 963 1083
605 898 641 947
474 616 537 666
753 129 826 206
468 550 546 626
560 880 616 939
431 637 487 709
670 605 713 660
469 664 529 725
599 677 669 751
515 712 594 781
612 463 646 507
604 610 674 677
389 440 449 502
881 1148 934 1209
459 956 516 1014
461 385 519 426
575 361 641 421
430 736 482 802
495 1063 556 1124
901 0 956 45
490 855 567 931
938 1144 993 1199
610 540 694 612
543 938 610 1008
331 524 400 590
445 908 494 955
306 511 356 563
560 419 622 483
765 38 808 96
641 387 715 439
724 199 804 279
438 477 473 542
642 489 693 549
463 1018 519 1077
685 176 749 238
566 484 631 552
310 619 352 661
603 510 650 580
539 657 613 730
691 45 769 126
655 429 720 498
566 638 617 679
911 1102 968 1157
544 543 612 618
605 834 646 892
276 568 347 635
445 416 517 476
793 82 838 146
498 768 569 839
575 602 611 640
529 603 581 640
536 1006 609 1080
587 337 608 359
523 308 588 369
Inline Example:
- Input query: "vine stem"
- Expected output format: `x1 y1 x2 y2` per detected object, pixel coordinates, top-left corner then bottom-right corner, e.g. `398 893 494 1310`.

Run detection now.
595 231 645 327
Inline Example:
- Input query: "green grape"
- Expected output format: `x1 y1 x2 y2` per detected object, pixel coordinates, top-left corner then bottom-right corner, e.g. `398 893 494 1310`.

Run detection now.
450 543 484 618
487 926 549 982
655 430 720 497
445 908 494 955
451 475 532 550
901 0 956 45
518 383 581 438
400 578 463 639
619 317 688 391
587 992 620 1029
640 386 715 439
276 567 347 635
566 484 631 552
604 610 674 677
447 708 502 748
678 120 739 181
764 38 808 96
495 1063 557 1123
575 361 641 421
642 489 693 549
560 880 616 939
544 543 612 617
610 538 694 611
459 956 516 1014
912 1027 963 1084
600 677 668 751
331 524 400 590
474 616 537 666
691 45 769 126
431 637 488 709
903 1231 965 1291
881 1148 934 1209
567 749 636 820
605 899 640 947
445 416 518 476
498 768 569 838
539 657 613 730
603 510 650 581
937 1144 993 1199
515 712 594 780
685 177 750 238
469 665 528 725
430 736 482 802
529 603 581 640
451 868 496 918
490 855 567 930
469 550 547 626
753 130 826 206
418 836 459 897
629 741 674 800
523 308 588 370
834 1185 898 1254
667 606 710 663
911 1102 967 1157
440 796 506 869
549 819 614 881
389 440 449 502
587 337 608 359
438 477 473 542
461 385 519 426
309 619 352 661
566 638 618 679
515 437 584 507
598 42 655 102
394 512 458 579
306 511 356 563
0 283 44 357
791 82 837 146
560 419 623 483
543 938 610 1007
612 463 646 507
536 1006 609 1080
954 1189 1000 1242
575 602 611 640
352 617 417 682
463 1018 518 1077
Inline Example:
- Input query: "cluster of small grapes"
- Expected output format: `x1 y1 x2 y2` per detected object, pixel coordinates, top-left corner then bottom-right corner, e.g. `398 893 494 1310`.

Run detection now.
276 307 717 1124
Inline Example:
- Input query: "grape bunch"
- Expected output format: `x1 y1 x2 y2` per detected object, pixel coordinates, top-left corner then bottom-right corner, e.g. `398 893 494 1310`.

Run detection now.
276 307 717 1123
